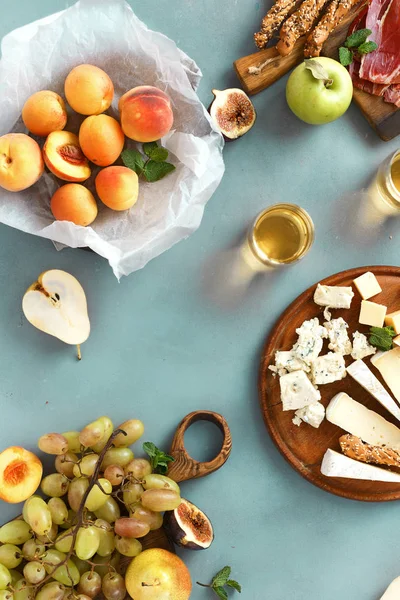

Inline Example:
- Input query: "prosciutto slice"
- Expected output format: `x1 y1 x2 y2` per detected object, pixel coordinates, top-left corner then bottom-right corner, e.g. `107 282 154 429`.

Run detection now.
359 0 400 84
384 84 400 107
350 61 391 95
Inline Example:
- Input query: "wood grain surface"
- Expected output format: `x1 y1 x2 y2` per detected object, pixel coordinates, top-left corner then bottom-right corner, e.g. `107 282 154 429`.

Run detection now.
259 266 400 502
234 3 400 141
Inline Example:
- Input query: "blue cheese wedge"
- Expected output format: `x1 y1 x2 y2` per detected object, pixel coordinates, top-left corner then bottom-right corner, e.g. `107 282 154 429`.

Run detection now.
280 370 321 411
324 317 352 355
275 350 310 373
311 352 346 385
380 577 400 599
351 331 376 360
292 318 328 365
347 359 400 423
314 284 354 309
326 392 400 447
293 402 325 428
321 449 400 482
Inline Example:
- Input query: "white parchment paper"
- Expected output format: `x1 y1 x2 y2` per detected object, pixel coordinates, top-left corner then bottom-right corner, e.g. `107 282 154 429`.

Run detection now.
0 0 225 278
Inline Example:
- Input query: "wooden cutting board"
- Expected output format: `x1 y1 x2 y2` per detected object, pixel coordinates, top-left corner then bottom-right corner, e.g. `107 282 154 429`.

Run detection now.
259 266 400 502
234 4 400 141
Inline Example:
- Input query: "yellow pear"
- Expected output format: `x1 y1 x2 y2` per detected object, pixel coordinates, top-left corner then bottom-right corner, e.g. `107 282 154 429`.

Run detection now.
22 269 90 359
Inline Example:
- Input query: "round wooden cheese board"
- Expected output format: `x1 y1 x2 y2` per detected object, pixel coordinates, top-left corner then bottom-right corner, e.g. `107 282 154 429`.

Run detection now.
259 266 400 502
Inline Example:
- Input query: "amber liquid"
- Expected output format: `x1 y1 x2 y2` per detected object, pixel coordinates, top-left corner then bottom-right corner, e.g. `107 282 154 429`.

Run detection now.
392 155 400 193
369 152 400 215
249 205 314 266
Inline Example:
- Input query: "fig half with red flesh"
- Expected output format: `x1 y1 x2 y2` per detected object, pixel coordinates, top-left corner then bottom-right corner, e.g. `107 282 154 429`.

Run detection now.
209 88 256 140
164 498 214 550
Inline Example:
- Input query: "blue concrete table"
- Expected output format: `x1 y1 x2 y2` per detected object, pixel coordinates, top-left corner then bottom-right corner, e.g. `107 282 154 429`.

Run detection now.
1 2 399 599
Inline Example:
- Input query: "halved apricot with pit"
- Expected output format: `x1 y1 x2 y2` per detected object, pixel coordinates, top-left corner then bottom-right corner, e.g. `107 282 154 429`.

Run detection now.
43 131 91 182
0 447 43 504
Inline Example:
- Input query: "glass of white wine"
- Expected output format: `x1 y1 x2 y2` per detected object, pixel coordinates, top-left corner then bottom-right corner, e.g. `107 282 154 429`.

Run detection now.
368 149 400 216
243 203 315 270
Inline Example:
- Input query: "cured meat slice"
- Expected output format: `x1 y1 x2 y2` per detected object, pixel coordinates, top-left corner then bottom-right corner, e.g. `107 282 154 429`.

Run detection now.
359 0 400 84
349 61 390 96
384 84 400 107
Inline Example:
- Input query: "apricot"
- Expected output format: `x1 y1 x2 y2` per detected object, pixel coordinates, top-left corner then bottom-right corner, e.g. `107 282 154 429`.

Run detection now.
65 64 114 116
118 85 173 142
51 184 98 227
0 447 43 504
43 131 91 182
79 115 125 167
0 134 44 192
22 91 67 137
95 166 139 211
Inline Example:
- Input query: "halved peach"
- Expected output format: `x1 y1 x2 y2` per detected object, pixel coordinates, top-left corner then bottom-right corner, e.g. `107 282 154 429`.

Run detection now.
0 134 44 192
0 447 43 504
43 131 91 182
22 91 68 137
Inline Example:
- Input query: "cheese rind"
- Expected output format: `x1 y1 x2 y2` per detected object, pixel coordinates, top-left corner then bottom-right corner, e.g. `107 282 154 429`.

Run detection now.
346 359 400 423
321 449 400 482
385 310 400 335
359 300 387 328
326 392 400 447
380 576 400 599
373 348 400 403
353 271 382 300
279 370 321 411
313 284 354 309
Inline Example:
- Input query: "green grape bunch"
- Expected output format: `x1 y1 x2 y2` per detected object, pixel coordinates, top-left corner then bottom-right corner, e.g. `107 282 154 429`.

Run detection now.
0 417 180 600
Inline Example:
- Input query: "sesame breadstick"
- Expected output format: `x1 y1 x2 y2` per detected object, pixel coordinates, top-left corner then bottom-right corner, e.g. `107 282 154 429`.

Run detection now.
254 0 300 49
276 0 331 56
340 434 400 469
304 0 363 57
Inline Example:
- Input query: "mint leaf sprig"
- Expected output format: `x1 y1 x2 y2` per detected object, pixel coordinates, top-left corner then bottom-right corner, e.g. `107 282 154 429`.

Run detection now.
197 566 242 599
142 442 175 475
369 326 396 352
121 142 176 183
339 28 378 66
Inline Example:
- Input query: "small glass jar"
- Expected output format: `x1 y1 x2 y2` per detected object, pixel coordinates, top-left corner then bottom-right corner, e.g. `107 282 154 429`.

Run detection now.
243 203 315 271
368 150 400 216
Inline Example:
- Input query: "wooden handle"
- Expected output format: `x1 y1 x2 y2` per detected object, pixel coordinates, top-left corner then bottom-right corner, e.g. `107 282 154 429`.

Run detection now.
167 411 232 483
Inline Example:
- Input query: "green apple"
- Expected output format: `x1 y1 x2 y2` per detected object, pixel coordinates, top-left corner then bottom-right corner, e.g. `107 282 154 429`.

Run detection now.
286 57 353 125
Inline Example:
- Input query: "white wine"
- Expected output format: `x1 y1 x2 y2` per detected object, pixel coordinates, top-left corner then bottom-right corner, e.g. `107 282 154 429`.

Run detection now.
368 151 400 216
247 204 314 267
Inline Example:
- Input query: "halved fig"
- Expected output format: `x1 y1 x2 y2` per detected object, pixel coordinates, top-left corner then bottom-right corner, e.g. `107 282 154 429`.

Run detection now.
209 88 256 140
164 498 214 550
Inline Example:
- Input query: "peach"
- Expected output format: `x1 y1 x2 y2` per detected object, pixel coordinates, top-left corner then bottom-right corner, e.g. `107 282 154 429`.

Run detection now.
0 134 44 192
118 85 173 142
125 549 192 600
65 64 114 116
43 131 91 182
95 166 139 211
22 91 68 137
51 184 98 226
79 115 125 167
0 447 43 504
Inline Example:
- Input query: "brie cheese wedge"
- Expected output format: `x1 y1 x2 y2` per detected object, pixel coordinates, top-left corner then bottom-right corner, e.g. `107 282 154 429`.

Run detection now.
321 449 400 482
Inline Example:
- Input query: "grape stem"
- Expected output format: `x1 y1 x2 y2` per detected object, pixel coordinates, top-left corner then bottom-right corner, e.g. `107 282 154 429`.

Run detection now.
30 428 127 591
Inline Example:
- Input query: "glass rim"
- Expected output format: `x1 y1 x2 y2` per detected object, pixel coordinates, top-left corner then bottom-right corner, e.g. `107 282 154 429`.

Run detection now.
385 150 400 203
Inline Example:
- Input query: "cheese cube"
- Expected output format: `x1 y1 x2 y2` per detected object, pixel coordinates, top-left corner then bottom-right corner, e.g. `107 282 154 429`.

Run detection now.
353 271 382 300
385 309 400 334
394 335 400 347
359 300 387 328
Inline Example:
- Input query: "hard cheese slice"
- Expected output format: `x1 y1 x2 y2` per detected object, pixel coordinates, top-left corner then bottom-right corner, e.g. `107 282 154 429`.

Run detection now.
321 449 400 482
373 348 400 403
326 392 400 447
347 360 400 423
380 576 400 599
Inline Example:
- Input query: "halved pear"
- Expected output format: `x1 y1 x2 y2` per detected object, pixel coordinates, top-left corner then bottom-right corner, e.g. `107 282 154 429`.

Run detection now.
22 270 90 358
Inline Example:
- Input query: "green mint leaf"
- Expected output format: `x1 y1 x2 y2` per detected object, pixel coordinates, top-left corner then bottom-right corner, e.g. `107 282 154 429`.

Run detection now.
227 580 242 593
149 147 169 162
213 588 228 600
345 28 372 48
369 326 396 352
142 443 174 473
339 47 353 67
121 149 145 174
143 160 176 183
142 442 157 458
142 142 159 158
212 567 231 588
358 40 378 55
304 59 331 81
